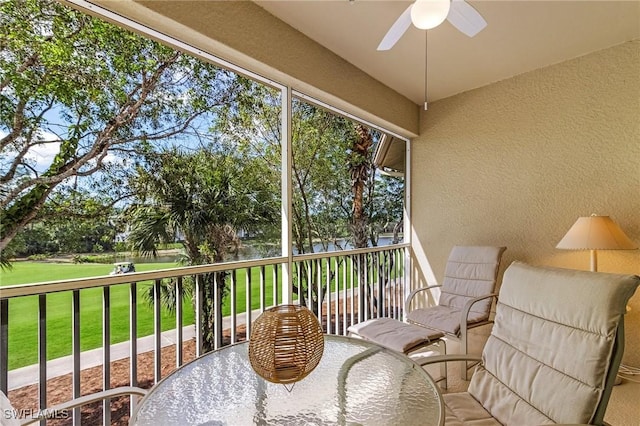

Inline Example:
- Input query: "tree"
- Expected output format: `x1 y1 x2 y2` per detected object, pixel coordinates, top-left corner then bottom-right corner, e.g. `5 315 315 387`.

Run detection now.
0 0 239 262
368 175 404 245
10 190 118 255
213 83 405 318
214 88 353 310
126 146 278 351
289 101 355 254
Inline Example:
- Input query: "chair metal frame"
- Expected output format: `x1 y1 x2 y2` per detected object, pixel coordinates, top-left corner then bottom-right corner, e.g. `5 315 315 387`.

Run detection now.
2 386 147 426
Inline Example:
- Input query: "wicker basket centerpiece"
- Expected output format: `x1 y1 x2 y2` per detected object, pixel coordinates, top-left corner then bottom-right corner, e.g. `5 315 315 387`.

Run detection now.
248 304 324 386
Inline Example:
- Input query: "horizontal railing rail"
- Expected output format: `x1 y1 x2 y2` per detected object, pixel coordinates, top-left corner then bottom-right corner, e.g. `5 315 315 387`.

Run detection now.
292 243 409 262
0 244 408 425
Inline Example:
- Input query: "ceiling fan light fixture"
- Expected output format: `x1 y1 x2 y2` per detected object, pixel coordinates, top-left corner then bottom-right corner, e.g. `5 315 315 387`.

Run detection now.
411 0 451 30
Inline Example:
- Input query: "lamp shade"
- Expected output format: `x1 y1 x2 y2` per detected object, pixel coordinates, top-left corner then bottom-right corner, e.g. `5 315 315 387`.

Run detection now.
411 0 451 30
556 215 637 250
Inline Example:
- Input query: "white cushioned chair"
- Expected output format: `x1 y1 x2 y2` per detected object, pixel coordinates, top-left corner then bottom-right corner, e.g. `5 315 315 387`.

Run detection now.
420 261 640 425
406 245 506 379
1 387 147 426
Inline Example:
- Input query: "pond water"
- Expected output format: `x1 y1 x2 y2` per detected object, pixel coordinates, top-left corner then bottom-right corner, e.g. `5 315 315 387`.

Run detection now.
123 236 400 264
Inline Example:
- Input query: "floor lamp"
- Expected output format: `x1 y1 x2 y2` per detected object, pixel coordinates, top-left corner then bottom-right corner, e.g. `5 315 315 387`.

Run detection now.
556 214 637 272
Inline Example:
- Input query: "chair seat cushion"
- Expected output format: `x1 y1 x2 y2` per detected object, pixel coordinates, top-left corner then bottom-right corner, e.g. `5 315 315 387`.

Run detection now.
347 318 443 353
442 393 502 426
406 305 488 336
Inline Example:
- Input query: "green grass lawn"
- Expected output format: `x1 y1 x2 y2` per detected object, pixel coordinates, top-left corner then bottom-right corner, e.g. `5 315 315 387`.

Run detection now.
1 254 400 370
0 262 294 369
0 261 292 369
1 262 188 369
1 262 123 286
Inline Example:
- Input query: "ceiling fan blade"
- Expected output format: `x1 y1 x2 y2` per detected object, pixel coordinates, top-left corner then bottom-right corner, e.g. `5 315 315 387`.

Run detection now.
447 0 487 37
377 4 413 51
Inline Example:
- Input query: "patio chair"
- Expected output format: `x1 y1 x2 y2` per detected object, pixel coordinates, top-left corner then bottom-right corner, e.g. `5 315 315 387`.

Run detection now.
347 245 505 384
0 386 147 426
420 261 639 425
405 245 506 379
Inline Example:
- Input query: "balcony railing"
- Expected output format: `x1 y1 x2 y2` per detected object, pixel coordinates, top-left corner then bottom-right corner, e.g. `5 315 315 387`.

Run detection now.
0 244 408 425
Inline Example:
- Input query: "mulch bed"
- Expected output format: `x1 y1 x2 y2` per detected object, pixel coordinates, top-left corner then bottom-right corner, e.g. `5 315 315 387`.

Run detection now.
8 327 247 426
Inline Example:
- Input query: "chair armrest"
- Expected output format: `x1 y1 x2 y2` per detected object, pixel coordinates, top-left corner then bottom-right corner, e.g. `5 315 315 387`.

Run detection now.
404 284 442 312
414 353 482 367
459 293 498 336
20 386 147 425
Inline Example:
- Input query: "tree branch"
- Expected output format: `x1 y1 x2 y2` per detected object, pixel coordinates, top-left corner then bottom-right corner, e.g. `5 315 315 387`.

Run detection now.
0 99 27 151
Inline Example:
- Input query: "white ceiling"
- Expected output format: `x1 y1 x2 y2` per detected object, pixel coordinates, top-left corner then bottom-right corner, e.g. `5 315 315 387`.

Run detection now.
256 1 640 105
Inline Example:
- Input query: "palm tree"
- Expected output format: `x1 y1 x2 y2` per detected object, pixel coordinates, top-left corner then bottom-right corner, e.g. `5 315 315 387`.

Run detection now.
348 125 378 318
127 145 278 352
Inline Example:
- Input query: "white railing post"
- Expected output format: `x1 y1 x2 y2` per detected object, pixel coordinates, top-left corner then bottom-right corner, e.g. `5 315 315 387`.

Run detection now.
281 86 293 304
214 274 222 350
72 290 81 426
38 294 47 426
195 275 203 357
153 280 162 383
245 268 252 339
176 277 184 365
0 299 7 395
102 287 111 425
230 270 237 344
403 138 412 322
129 281 138 420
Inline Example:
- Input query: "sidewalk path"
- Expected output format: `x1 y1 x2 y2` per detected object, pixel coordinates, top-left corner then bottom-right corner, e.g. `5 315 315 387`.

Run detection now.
8 308 262 391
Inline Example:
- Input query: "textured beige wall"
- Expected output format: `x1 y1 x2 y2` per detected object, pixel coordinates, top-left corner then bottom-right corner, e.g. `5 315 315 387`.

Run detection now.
411 40 640 366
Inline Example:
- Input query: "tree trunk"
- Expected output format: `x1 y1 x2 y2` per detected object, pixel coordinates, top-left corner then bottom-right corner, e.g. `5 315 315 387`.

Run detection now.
350 125 374 318
351 125 372 248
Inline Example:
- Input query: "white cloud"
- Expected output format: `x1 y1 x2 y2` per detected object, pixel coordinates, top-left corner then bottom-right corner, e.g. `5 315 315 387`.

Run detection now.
25 131 61 172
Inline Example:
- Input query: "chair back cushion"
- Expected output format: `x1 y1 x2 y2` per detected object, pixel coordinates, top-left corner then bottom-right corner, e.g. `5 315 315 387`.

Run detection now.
439 246 506 322
468 262 640 425
0 391 20 426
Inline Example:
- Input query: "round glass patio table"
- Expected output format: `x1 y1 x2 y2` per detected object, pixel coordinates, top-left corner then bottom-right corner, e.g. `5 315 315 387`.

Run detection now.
130 334 444 426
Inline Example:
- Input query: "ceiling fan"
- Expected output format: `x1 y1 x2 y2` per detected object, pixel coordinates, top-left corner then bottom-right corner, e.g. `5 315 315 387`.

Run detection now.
377 0 487 51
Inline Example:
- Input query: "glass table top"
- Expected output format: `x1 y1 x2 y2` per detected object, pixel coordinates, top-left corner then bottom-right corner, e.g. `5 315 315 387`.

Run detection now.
130 335 443 426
